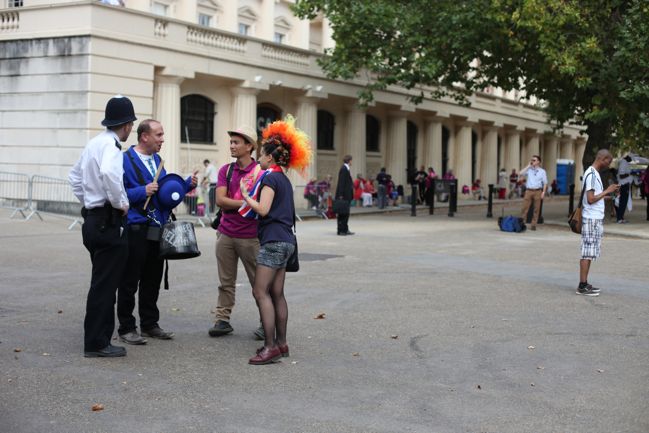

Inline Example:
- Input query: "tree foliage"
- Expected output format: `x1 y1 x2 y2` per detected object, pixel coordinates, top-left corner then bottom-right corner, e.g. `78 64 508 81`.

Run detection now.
293 0 649 163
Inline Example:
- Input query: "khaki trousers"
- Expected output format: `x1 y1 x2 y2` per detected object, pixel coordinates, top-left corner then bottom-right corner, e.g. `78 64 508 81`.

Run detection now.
214 232 259 322
521 189 543 226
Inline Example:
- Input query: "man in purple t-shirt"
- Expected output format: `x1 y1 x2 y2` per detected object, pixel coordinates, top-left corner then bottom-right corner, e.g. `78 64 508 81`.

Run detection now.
208 125 261 338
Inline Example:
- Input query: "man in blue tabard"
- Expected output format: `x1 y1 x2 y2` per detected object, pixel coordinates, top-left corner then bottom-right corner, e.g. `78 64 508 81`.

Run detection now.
117 119 197 345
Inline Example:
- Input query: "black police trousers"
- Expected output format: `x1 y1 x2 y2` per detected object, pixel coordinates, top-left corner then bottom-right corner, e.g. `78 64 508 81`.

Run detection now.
82 211 128 352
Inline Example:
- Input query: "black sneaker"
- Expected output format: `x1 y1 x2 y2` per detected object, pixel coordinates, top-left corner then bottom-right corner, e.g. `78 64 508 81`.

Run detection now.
84 344 127 358
576 285 599 297
253 325 265 341
209 320 233 337
587 284 601 293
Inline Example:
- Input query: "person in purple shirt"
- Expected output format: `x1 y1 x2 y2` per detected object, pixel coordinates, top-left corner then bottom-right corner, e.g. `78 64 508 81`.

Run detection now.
208 125 262 338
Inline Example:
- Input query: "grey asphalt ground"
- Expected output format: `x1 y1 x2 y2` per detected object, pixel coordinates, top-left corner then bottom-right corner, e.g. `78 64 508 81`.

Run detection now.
0 202 648 433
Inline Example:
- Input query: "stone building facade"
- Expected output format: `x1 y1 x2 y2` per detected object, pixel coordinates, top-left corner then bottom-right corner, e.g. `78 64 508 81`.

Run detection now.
0 0 585 195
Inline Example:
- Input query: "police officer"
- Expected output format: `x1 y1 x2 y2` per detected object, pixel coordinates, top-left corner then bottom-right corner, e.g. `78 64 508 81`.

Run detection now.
69 95 136 358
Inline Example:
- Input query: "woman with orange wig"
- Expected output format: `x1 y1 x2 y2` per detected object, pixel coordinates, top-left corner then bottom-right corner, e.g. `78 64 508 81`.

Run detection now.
239 115 311 365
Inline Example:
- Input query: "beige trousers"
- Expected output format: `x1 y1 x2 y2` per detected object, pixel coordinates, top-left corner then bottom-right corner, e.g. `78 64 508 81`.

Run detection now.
521 189 543 226
214 232 259 322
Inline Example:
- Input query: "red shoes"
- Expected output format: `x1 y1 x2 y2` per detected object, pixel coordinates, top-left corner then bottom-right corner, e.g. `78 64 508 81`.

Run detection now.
250 344 289 364
249 346 282 365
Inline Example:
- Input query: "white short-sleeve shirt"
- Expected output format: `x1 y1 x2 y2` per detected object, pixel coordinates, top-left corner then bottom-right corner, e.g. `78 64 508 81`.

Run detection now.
581 166 604 220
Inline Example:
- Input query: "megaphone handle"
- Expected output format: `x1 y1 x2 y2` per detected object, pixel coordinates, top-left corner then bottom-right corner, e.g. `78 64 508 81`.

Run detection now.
143 159 165 210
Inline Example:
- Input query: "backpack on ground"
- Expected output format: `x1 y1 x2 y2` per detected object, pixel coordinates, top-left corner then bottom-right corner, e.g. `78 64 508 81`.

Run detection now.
498 215 526 233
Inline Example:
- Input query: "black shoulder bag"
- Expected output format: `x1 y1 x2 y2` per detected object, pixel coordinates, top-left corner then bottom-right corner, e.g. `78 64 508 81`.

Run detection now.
210 163 235 230
286 210 299 272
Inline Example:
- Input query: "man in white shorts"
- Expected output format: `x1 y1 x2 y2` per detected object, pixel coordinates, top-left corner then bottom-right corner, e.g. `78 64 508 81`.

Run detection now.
578 149 619 296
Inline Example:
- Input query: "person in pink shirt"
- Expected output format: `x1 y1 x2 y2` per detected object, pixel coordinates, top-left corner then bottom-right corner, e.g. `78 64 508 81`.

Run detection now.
208 125 262 339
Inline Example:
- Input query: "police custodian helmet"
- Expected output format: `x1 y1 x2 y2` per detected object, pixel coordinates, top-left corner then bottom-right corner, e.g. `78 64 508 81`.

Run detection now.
101 95 137 127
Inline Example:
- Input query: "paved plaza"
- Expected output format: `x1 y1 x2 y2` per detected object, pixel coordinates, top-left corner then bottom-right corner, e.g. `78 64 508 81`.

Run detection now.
0 201 648 433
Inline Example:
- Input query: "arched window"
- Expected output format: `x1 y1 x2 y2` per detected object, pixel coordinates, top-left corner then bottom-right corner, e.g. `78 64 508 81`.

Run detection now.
180 95 215 144
317 110 335 150
366 114 380 152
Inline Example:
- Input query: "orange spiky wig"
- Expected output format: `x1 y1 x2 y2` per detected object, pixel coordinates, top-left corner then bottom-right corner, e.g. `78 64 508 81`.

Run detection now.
261 114 312 175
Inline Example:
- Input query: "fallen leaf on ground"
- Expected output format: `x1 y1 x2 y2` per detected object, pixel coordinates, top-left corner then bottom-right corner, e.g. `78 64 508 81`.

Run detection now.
42 353 50 356
171 308 180 312
477 385 482 390
91 404 104 412
57 310 63 314
528 346 535 350
314 313 326 319
390 335 398 339
352 352 360 357
13 348 22 353
291 361 299 365
530 383 535 387
597 369 605 373
537 366 545 370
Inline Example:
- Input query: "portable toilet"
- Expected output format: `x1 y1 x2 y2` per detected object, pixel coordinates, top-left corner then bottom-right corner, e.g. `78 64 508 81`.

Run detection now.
556 159 575 195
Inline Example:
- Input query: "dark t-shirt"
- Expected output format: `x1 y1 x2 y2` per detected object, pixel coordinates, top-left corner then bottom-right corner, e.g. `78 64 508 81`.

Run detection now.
258 171 296 245
376 172 388 185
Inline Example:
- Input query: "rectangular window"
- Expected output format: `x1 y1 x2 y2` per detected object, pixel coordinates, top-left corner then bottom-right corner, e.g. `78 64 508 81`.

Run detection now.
152 2 168 16
7 0 23 6
238 23 249 35
198 13 212 27
273 32 285 44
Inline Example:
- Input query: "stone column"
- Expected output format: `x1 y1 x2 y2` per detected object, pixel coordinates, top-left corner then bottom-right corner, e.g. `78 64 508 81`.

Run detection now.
387 112 407 186
258 0 275 40
154 74 185 174
295 96 321 181
231 87 259 138
525 133 540 165
454 123 473 191
220 0 238 33
505 129 521 172
481 126 499 185
543 135 559 185
574 138 587 192
292 16 310 50
559 137 574 160
424 118 442 171
344 105 367 179
322 17 335 50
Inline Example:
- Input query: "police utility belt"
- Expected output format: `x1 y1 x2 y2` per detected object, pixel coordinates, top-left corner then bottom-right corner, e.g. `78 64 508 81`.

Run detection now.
81 203 123 226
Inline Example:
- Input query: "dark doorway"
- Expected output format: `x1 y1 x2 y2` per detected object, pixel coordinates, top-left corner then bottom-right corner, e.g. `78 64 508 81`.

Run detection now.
257 104 281 142
471 130 478 182
407 121 418 184
442 126 450 177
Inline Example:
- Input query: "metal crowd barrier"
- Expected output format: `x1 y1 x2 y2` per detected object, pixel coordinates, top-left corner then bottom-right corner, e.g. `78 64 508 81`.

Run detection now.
0 171 31 219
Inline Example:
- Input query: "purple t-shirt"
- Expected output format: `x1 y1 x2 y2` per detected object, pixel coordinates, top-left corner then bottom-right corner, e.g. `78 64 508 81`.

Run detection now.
217 161 259 238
